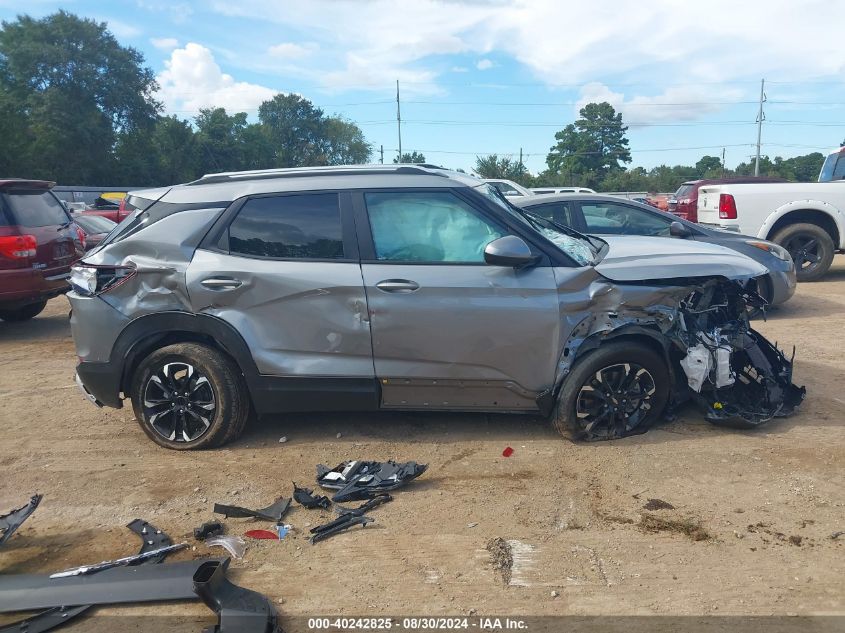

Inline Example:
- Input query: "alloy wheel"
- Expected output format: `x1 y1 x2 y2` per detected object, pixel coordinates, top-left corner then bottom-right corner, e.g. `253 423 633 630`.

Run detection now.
142 362 216 443
782 233 823 275
575 363 656 437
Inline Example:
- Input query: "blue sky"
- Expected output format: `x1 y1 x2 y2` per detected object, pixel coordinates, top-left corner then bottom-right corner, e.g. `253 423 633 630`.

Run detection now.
2 0 845 174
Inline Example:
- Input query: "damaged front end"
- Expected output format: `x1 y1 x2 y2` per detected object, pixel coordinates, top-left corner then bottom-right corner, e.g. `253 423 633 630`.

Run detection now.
552 274 805 439
673 280 805 428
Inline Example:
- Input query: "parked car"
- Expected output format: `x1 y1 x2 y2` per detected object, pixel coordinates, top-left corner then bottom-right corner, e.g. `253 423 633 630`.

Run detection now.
697 181 845 281
668 178 787 222
482 178 534 197
52 187 140 223
531 187 596 195
0 179 84 321
71 214 117 250
68 165 803 450
514 194 796 308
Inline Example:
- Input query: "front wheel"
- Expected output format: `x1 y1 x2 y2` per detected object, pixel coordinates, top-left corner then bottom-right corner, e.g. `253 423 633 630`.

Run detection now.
130 343 250 450
772 223 834 282
553 342 670 441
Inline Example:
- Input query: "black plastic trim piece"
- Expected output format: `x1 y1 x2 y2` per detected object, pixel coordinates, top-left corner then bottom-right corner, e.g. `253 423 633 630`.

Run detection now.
192 559 281 632
0 559 222 613
0 494 41 547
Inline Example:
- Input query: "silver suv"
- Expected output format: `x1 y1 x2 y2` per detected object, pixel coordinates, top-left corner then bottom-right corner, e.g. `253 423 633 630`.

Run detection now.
68 165 804 450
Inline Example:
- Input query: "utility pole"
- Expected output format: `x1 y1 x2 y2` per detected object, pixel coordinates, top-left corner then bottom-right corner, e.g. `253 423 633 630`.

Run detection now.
519 147 523 170
396 80 402 162
721 147 726 174
379 145 384 164
754 79 766 176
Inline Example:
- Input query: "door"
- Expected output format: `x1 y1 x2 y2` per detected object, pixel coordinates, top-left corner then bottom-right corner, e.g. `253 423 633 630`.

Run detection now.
358 190 561 410
186 191 373 379
577 200 673 237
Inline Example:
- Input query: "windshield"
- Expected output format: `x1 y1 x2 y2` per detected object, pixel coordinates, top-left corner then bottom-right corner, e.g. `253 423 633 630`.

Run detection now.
474 183 601 265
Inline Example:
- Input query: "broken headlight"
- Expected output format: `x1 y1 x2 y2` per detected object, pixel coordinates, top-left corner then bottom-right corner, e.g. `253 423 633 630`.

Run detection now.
745 240 791 261
70 263 136 297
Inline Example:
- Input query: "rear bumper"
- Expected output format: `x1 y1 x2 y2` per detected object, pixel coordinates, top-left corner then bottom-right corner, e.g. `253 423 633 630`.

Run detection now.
75 361 123 409
0 267 70 308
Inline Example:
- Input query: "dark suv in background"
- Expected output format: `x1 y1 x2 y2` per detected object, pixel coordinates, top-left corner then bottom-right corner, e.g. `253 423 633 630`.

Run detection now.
0 179 83 321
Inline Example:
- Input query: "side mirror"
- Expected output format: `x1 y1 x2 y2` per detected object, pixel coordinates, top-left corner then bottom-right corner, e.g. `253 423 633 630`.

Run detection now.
669 221 692 238
484 235 537 268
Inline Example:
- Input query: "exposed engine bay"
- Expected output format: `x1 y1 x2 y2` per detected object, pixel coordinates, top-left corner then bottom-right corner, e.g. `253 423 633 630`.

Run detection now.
673 280 805 428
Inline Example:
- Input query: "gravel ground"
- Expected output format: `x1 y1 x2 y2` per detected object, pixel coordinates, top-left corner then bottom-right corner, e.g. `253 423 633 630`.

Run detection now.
1 257 844 630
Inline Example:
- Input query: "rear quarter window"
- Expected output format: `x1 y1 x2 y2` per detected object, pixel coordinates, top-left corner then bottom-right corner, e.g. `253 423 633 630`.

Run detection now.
1 190 69 227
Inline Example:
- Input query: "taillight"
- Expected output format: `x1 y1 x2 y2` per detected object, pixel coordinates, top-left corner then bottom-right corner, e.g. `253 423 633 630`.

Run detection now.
0 234 37 259
70 263 136 296
718 194 737 219
76 226 87 250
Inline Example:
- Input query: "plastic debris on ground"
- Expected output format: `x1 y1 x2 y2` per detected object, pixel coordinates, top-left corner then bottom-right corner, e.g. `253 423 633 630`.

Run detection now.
502 447 514 457
292 483 331 509
204 535 246 559
316 460 427 502
244 529 280 540
213 497 291 522
193 520 224 541
0 493 42 547
310 494 393 544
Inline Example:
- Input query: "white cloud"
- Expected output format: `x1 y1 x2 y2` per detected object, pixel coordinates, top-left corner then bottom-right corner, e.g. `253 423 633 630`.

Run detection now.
98 17 142 39
137 1 194 24
151 37 179 50
267 42 315 59
208 0 845 116
476 58 494 70
156 43 277 114
575 82 744 125
451 66 469 73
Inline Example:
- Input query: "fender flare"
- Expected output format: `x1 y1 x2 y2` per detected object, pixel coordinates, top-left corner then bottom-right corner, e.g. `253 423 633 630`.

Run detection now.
111 311 260 393
759 199 845 248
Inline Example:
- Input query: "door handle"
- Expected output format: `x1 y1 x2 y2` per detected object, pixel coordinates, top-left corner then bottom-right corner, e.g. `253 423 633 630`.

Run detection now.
200 277 243 290
375 279 420 293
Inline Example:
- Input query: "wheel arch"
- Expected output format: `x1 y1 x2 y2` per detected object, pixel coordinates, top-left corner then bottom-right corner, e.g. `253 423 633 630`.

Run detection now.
113 312 260 399
762 203 843 249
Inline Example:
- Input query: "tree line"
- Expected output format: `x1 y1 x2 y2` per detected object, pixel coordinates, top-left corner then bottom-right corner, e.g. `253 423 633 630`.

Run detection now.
0 11 370 185
473 101 827 191
0 11 829 191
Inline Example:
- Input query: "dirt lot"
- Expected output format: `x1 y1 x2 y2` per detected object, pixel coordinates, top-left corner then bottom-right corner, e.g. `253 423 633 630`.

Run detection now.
2 258 844 630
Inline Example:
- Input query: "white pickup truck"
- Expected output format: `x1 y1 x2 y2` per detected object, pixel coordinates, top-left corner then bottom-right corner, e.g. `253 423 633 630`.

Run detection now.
698 160 845 281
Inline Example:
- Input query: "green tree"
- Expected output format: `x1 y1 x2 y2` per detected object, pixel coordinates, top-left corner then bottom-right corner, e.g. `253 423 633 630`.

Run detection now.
0 11 159 183
474 154 530 184
257 94 370 167
394 151 426 163
195 108 250 173
546 102 631 187
695 155 723 177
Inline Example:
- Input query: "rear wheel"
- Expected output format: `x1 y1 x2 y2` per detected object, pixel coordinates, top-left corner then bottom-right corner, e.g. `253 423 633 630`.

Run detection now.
130 343 250 450
0 300 48 322
772 223 834 282
553 342 670 441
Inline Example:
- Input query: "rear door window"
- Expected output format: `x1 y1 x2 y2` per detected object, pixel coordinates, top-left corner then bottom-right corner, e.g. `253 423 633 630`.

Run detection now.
2 191 69 227
580 202 671 236
226 193 344 259
524 201 575 227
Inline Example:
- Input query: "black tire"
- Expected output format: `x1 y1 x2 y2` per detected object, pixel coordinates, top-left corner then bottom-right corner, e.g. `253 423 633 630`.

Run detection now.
772 223 835 282
0 300 47 322
130 343 250 450
552 342 670 441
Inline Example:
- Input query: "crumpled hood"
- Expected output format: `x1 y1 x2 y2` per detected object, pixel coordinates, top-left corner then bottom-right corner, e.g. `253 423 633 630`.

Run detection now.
594 236 768 282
